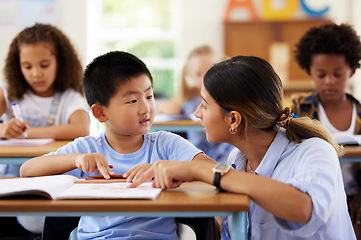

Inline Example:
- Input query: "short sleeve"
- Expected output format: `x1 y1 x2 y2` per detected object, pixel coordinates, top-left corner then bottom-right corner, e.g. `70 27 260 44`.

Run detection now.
58 89 89 124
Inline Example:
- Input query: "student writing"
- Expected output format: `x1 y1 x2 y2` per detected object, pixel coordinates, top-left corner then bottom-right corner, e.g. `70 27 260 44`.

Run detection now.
0 23 90 239
130 56 356 239
20 51 214 240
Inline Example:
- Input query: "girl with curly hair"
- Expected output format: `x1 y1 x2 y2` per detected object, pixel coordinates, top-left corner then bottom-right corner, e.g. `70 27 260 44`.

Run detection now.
0 23 89 141
290 22 361 238
0 23 90 238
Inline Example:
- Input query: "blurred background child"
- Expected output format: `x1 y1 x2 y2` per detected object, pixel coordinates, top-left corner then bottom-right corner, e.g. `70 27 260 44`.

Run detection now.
0 23 90 239
157 45 234 163
289 22 361 239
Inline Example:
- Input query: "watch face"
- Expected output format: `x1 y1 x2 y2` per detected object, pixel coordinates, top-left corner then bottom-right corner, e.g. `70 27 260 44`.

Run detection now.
215 163 231 172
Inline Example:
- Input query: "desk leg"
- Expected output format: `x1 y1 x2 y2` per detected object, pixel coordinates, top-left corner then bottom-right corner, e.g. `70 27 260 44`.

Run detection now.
232 211 247 240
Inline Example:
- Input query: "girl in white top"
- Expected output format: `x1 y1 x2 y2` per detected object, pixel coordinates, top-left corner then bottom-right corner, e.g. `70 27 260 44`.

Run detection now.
0 23 89 141
0 23 89 238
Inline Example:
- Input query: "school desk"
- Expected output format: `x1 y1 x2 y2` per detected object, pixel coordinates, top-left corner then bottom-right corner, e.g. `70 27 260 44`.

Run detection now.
340 145 361 162
151 119 203 132
0 140 69 164
0 181 249 240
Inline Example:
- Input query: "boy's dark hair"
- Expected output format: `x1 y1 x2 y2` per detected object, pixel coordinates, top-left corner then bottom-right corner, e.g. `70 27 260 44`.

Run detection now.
83 51 153 107
294 22 361 73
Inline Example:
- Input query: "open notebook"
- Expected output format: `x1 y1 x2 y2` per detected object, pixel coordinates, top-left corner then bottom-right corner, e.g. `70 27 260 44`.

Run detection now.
333 133 361 146
0 138 55 146
0 175 161 200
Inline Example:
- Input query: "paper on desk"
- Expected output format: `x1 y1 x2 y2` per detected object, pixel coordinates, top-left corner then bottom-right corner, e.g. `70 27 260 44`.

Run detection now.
0 175 161 200
56 182 161 200
0 138 54 146
333 133 361 145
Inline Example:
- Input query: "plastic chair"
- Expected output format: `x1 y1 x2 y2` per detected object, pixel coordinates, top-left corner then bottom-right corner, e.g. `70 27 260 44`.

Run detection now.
176 217 215 240
42 216 215 240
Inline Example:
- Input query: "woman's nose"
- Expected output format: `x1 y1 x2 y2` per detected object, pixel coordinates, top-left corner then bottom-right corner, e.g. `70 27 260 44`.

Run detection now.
194 104 202 119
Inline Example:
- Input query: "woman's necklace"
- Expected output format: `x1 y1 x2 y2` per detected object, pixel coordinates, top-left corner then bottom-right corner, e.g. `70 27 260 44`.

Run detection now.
247 160 254 173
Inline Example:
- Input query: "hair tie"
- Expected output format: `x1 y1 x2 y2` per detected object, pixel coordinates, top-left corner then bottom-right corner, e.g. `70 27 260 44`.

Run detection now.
276 107 293 128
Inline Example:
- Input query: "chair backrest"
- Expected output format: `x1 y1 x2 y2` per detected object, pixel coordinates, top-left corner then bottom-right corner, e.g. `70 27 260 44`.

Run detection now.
42 216 215 240
42 217 80 240
176 217 215 240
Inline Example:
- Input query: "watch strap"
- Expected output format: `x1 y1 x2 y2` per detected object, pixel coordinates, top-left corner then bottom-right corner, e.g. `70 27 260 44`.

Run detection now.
213 172 225 192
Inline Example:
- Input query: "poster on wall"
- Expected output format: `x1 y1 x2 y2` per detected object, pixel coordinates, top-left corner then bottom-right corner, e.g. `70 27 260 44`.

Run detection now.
0 0 56 33
224 0 330 22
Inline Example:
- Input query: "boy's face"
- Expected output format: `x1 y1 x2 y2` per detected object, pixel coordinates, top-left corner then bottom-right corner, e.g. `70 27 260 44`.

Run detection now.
309 54 355 103
102 74 155 137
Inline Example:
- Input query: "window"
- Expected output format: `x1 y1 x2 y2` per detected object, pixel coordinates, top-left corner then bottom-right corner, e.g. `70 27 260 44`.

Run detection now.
86 0 180 98
86 0 180 135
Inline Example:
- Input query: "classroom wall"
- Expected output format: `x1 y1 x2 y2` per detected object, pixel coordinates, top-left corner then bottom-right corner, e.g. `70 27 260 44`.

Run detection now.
1 0 361 98
0 0 87 83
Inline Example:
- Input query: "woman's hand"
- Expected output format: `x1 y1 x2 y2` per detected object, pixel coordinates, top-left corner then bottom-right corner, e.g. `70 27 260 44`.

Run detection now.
123 163 152 182
75 153 115 179
129 160 195 189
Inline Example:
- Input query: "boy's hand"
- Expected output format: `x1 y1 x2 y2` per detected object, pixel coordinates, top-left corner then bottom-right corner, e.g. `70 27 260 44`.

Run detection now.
75 153 115 179
2 118 28 138
123 163 152 182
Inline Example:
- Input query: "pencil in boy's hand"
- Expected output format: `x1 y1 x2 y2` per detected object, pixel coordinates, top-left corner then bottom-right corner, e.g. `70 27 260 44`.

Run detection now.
78 164 114 170
86 174 124 179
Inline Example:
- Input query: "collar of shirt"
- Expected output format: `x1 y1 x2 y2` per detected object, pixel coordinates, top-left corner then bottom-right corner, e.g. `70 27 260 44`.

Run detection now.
255 130 290 177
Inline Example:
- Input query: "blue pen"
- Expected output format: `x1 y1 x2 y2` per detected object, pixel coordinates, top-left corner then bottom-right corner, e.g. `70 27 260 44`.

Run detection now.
11 102 28 138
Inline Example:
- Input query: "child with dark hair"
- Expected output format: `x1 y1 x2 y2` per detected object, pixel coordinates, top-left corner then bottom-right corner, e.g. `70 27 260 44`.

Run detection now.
21 51 214 239
290 22 361 238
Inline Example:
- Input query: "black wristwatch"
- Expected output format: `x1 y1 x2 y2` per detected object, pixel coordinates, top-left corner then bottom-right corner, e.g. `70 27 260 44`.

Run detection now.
212 163 231 191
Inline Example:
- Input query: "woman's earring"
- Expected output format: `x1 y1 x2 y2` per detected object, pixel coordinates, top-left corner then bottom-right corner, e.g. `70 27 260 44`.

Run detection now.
229 127 237 135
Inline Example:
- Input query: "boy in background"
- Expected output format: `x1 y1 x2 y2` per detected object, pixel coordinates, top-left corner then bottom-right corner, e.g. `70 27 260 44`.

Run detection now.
289 22 361 239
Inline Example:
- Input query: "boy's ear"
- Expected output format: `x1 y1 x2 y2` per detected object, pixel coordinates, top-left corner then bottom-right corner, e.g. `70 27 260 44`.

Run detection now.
91 104 107 123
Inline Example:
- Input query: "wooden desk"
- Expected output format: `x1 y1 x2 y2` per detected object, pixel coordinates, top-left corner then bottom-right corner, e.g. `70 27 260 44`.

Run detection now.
340 146 361 162
0 181 249 240
151 119 203 132
0 141 69 164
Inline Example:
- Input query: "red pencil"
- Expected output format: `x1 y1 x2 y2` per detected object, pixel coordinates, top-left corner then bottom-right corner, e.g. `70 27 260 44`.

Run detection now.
78 164 114 169
86 174 124 179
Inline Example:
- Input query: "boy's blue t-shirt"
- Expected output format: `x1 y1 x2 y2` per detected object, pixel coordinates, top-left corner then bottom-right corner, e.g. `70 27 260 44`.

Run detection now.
45 131 202 240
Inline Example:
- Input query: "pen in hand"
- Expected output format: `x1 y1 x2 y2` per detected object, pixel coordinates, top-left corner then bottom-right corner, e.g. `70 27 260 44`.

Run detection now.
11 102 28 138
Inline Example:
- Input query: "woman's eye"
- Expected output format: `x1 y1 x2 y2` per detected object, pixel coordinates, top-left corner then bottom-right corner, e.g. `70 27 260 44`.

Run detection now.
128 100 137 104
147 95 153 100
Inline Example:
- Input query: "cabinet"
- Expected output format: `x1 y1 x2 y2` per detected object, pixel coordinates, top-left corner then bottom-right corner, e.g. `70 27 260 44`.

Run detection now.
224 19 329 98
